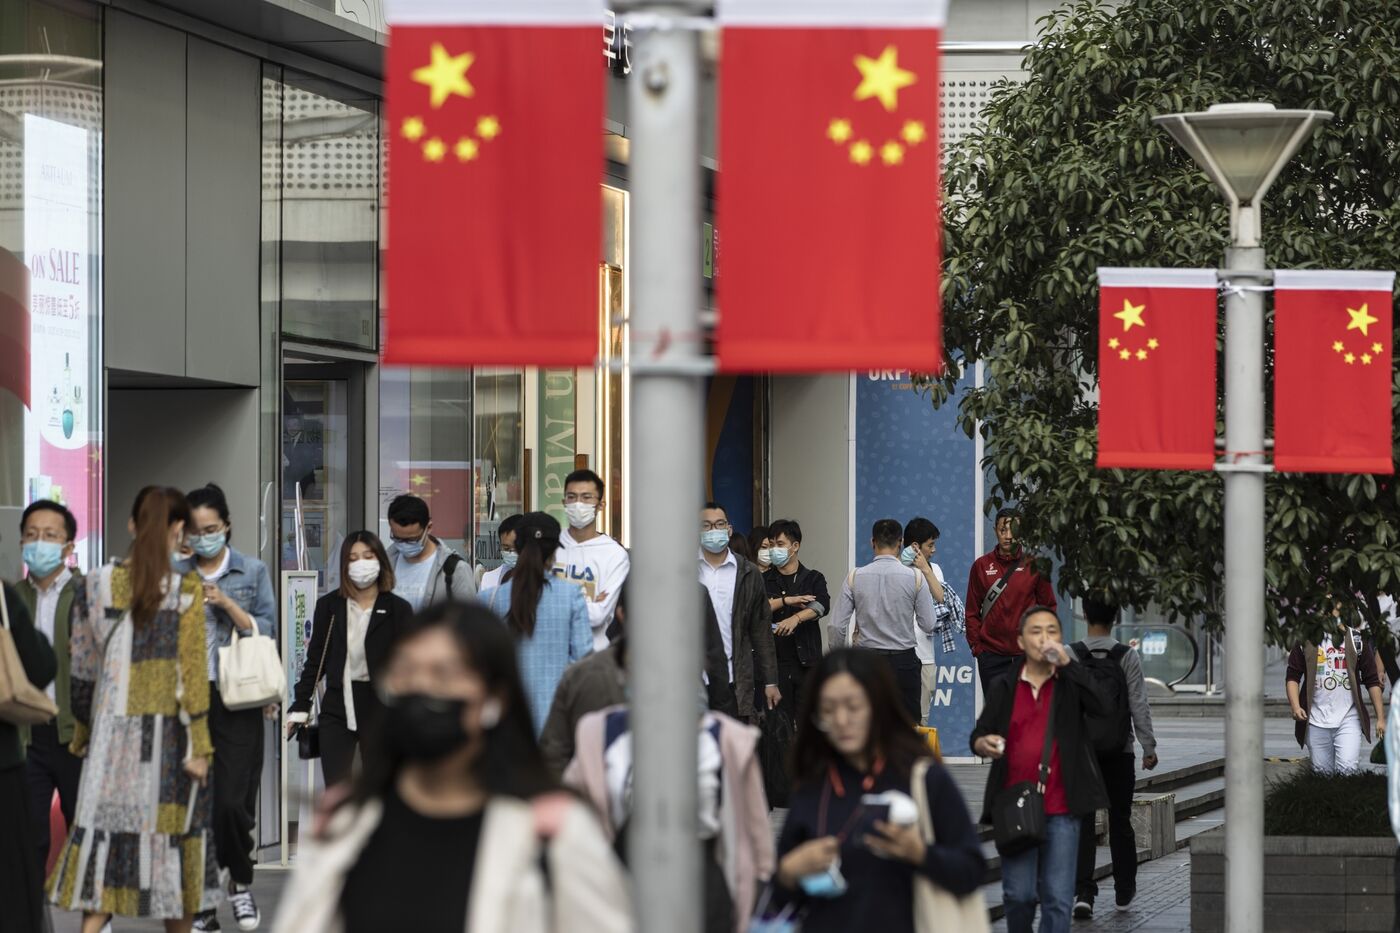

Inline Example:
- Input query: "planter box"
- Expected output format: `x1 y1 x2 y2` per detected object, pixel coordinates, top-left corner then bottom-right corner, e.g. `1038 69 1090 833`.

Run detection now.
1190 828 1395 932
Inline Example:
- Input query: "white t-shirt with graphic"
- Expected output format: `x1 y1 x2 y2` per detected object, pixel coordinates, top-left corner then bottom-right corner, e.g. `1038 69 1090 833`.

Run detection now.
1310 632 1360 730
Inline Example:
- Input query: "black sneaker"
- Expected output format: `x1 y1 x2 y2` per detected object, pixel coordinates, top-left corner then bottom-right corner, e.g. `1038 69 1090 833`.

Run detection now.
1115 887 1135 912
192 910 221 932
230 886 261 931
1073 899 1093 920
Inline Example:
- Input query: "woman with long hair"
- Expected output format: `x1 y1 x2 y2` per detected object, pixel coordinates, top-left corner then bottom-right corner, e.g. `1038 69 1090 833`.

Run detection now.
273 601 632 933
49 487 222 933
480 512 592 734
769 648 984 932
286 531 413 787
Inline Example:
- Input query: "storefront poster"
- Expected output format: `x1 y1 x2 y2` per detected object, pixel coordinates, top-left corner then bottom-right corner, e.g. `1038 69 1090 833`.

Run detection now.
855 370 979 759
537 369 576 526
281 571 319 690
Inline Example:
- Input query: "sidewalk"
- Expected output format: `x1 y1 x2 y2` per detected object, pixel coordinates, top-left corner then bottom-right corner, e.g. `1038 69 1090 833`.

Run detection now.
990 849 1193 933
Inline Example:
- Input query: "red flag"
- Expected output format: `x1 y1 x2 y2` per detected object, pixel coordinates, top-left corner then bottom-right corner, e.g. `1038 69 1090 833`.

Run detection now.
383 1 604 367
716 1 946 373
1096 269 1218 470
1274 270 1394 474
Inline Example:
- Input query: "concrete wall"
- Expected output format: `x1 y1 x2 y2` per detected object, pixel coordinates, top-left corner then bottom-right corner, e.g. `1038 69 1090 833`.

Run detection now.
769 375 853 588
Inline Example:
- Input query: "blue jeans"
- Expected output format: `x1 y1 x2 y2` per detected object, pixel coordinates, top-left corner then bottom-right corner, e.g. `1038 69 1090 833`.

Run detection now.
1001 814 1080 933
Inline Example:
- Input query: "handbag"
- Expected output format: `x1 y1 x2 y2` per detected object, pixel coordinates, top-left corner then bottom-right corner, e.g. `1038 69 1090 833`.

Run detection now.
217 625 287 710
910 758 990 933
990 685 1057 856
0 589 59 726
296 610 335 760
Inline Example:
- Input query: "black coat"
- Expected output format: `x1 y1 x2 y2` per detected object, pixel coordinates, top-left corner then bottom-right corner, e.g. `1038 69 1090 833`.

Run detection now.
969 658 1110 821
289 591 413 718
764 563 831 667
1 584 55 770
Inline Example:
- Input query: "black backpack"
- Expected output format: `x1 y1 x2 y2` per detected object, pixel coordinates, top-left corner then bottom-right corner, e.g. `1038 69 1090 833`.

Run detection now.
1071 641 1132 753
758 707 795 809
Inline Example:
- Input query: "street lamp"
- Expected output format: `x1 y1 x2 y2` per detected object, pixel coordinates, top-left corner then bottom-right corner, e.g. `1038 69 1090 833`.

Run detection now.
1152 102 1331 933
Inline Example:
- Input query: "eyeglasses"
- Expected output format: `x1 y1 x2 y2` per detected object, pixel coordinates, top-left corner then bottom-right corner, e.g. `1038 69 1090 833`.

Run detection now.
701 520 730 532
390 529 427 545
21 529 69 543
564 493 600 504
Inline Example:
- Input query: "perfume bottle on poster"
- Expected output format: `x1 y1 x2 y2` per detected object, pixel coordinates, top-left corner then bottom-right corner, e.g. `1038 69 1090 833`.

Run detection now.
62 352 74 439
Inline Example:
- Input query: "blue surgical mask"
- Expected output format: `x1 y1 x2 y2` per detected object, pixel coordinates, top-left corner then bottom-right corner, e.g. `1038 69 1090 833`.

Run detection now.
191 531 227 559
395 534 427 559
700 529 730 554
500 550 518 569
22 541 65 578
768 546 790 568
899 545 919 566
798 860 848 898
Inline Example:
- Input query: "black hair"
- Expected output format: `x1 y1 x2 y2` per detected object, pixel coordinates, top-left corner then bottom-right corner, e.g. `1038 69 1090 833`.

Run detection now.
768 518 802 544
387 494 431 528
790 648 934 784
995 507 1022 524
505 512 561 639
701 501 729 520
902 516 940 548
1082 597 1118 628
729 533 754 562
338 530 396 598
186 482 231 543
747 525 771 557
871 518 903 549
497 514 523 539
21 499 77 542
563 469 605 499
349 601 559 811
1018 604 1060 633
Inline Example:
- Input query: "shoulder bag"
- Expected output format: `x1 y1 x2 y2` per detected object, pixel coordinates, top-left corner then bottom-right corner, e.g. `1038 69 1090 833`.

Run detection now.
979 559 1025 620
296 610 335 760
218 624 287 710
0 589 58 726
910 758 991 933
990 682 1057 856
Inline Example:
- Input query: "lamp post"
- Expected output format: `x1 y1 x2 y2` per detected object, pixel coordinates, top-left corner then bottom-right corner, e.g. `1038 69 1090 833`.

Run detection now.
1152 102 1331 932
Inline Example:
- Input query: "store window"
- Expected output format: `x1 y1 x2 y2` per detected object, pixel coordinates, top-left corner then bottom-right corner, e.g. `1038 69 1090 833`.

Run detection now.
0 0 103 570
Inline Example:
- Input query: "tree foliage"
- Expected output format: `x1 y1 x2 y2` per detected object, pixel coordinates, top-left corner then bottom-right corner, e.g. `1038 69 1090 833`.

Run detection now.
936 0 1400 646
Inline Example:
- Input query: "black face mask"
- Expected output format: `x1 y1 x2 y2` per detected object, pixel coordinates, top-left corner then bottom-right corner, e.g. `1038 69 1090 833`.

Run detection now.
384 693 470 761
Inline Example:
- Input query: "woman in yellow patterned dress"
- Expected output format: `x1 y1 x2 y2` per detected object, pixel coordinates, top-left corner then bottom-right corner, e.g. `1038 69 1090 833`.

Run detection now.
49 486 224 933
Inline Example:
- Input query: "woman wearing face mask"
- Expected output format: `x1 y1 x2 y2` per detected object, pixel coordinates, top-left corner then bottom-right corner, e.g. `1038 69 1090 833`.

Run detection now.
273 601 633 933
768 648 984 933
748 526 773 571
478 514 523 594
286 532 413 787
180 483 277 933
480 513 593 735
49 487 221 933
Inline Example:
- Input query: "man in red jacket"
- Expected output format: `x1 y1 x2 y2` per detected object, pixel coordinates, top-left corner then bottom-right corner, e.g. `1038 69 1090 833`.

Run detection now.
965 508 1057 693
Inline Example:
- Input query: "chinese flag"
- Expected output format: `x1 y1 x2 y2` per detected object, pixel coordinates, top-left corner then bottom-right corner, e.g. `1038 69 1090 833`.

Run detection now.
383 1 604 367
716 1 946 373
1274 270 1395 474
1096 269 1219 470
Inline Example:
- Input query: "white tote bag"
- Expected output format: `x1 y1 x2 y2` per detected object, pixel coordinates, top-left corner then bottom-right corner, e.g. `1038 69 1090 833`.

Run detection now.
218 627 287 710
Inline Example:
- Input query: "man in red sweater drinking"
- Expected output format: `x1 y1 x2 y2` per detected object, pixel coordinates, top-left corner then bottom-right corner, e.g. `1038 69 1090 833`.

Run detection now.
965 508 1058 694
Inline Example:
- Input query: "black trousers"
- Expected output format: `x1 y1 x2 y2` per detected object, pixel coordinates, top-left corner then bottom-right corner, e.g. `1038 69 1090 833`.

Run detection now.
25 722 82 876
210 685 266 886
873 648 922 724
0 764 44 933
1076 751 1137 902
977 652 1024 695
320 682 382 788
774 656 809 721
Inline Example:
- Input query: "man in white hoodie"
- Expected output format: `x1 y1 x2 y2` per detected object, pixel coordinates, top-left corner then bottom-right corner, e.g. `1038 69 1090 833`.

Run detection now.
555 469 630 651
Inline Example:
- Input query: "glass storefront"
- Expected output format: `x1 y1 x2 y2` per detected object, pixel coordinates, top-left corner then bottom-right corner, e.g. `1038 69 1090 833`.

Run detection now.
0 0 103 572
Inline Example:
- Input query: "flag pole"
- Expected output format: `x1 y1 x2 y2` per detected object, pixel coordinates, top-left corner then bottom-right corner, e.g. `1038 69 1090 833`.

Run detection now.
618 4 709 932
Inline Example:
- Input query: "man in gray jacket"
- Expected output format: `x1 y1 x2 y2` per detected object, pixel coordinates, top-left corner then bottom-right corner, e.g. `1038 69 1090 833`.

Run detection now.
386 494 477 610
1071 596 1158 919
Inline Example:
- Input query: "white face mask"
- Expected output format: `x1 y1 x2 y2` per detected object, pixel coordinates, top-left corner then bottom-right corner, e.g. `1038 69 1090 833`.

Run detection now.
347 558 381 588
564 502 597 529
756 547 772 567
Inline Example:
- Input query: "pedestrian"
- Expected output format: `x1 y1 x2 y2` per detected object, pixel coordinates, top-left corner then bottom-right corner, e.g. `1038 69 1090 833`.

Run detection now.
480 512 593 734
478 513 523 594
272 601 632 933
770 648 984 933
965 508 1058 694
901 517 965 725
285 532 413 787
1 579 56 933
763 518 830 717
555 469 629 651
179 484 278 933
49 486 222 932
565 694 773 933
829 519 938 724
1286 614 1385 775
1069 597 1158 919
14 500 84 882
971 606 1110 933
699 502 781 723
385 494 476 611
729 531 755 564
748 526 772 572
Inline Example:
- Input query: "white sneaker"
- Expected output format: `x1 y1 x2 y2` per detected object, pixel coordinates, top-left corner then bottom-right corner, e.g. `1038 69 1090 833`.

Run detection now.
229 886 261 931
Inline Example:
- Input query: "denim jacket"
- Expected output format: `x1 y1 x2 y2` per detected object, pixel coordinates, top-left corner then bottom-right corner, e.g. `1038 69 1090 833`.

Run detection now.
178 547 277 680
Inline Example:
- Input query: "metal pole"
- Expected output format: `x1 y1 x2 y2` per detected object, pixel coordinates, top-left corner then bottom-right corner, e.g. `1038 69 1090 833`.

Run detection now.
1222 240 1267 933
621 7 705 933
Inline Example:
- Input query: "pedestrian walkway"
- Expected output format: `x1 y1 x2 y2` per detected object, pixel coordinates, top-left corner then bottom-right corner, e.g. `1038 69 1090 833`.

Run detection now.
990 849 1192 933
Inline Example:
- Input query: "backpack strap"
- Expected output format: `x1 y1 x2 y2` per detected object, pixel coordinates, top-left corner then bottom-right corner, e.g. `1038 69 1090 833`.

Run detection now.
1071 640 1089 660
442 553 462 593
1109 643 1130 662
979 559 1026 619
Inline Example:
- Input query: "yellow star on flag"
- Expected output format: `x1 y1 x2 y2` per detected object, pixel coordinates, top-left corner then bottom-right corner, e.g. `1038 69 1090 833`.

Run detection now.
455 138 480 161
853 46 916 112
1114 299 1146 331
413 43 475 109
1119 349 1130 360
402 116 425 141
849 140 874 165
880 141 905 165
422 138 447 161
901 120 927 145
1362 353 1374 364
1346 303 1378 336
1135 349 1148 361
828 119 853 143
1344 352 1356 364
410 474 430 487
1107 338 1120 349
1147 338 1160 350
1372 342 1384 354
476 116 501 140
1333 340 1345 353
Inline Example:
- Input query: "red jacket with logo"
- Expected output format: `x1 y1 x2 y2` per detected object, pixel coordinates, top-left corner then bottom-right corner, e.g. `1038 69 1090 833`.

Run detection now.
964 548 1057 657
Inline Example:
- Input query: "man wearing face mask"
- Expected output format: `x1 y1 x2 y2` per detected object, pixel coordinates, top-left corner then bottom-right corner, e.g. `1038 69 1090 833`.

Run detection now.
14 499 84 879
763 519 829 719
901 517 966 726
386 494 476 612
554 470 630 652
700 503 781 725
